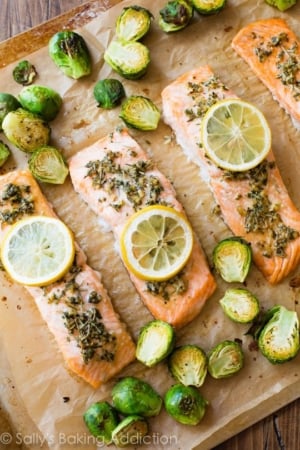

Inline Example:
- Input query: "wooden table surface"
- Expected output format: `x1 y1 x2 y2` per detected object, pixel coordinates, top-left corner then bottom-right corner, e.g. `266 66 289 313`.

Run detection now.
0 1 299 449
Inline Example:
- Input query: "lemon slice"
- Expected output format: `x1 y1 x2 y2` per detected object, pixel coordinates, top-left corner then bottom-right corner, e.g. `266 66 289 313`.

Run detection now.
1 216 75 286
120 205 194 281
201 98 271 172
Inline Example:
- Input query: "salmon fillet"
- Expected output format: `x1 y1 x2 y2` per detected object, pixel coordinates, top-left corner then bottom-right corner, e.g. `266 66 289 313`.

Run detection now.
161 65 300 284
69 128 216 328
0 170 136 388
232 18 300 127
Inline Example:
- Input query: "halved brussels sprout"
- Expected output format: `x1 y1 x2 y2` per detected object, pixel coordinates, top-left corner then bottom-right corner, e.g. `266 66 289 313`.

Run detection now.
0 141 11 167
213 237 252 283
83 401 119 444
136 320 175 367
18 85 62 121
220 288 260 324
159 0 194 33
191 0 226 15
2 108 50 153
49 30 92 79
111 415 148 447
120 96 160 130
257 305 300 364
12 60 37 85
164 384 208 425
29 146 69 184
104 40 150 80
93 78 125 109
0 93 21 130
265 0 296 11
168 345 207 387
112 376 162 417
207 340 244 379
116 6 153 41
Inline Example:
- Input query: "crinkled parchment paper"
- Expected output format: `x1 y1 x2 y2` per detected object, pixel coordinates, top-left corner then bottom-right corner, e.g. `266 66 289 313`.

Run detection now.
0 1 300 449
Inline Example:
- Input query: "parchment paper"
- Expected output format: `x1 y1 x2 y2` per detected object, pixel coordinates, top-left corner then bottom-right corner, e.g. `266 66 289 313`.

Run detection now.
0 1 300 449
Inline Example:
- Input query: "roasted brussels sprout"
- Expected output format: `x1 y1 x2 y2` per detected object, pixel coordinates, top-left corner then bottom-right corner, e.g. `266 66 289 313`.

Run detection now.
29 146 69 184
111 415 148 447
191 0 226 14
207 340 244 379
136 320 175 367
0 141 11 167
164 384 208 425
213 237 252 283
104 40 150 80
2 108 50 153
112 376 162 417
159 0 194 33
0 93 21 130
49 30 92 79
120 96 160 130
168 345 207 387
18 85 62 121
257 305 300 364
83 401 119 444
116 6 153 42
93 78 125 109
12 60 37 85
265 0 296 11
220 288 260 324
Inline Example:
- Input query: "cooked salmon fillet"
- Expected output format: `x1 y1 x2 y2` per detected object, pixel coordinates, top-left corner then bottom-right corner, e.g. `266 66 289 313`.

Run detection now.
232 18 300 127
69 128 216 328
0 170 136 388
161 65 300 284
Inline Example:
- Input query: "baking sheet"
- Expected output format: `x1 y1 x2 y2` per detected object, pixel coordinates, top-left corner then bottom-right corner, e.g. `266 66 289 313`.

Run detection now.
0 1 300 449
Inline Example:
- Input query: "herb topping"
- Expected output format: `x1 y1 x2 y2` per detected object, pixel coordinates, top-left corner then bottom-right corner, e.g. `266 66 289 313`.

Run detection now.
85 149 165 211
185 76 229 121
223 161 299 257
146 271 187 302
0 183 34 224
252 32 300 99
44 260 115 364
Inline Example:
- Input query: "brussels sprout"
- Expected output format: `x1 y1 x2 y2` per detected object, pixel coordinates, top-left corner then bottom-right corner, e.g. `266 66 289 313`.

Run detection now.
164 384 208 425
93 79 125 109
116 6 153 42
213 237 252 283
104 40 150 80
18 85 62 121
168 345 207 387
12 60 37 85
83 401 119 444
191 0 226 15
136 320 175 367
220 288 260 324
112 376 162 417
29 146 69 184
2 108 50 153
120 96 160 130
111 415 148 447
0 141 11 167
0 93 21 130
257 305 300 364
265 0 296 11
159 0 194 33
207 340 244 379
49 30 92 79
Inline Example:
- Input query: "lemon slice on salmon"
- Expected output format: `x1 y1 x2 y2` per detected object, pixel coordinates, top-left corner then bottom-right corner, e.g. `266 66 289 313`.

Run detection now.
201 98 271 172
120 205 194 281
1 216 75 286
